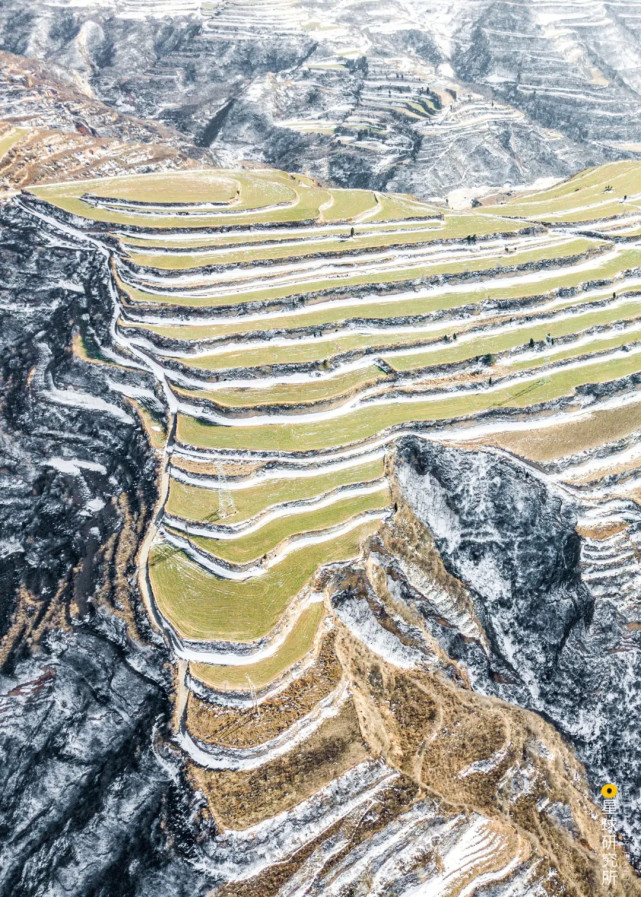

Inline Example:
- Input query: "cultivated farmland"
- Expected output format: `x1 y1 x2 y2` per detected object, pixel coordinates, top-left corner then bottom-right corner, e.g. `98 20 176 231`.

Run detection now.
28 158 641 689
22 161 641 891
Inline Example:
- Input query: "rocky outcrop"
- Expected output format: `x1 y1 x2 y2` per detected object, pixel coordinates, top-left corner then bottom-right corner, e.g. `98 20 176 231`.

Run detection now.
395 436 641 862
0 200 206 896
397 439 593 690
0 628 207 897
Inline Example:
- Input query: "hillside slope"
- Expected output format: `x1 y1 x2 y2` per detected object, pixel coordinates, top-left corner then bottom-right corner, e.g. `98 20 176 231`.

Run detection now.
2 150 641 894
1 1 641 197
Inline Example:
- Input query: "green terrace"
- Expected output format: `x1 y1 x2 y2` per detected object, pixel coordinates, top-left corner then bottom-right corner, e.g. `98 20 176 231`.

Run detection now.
189 602 325 692
120 250 639 349
165 483 390 565
482 160 641 223
175 343 641 454
166 455 385 525
27 158 641 691
116 235 608 310
149 519 379 641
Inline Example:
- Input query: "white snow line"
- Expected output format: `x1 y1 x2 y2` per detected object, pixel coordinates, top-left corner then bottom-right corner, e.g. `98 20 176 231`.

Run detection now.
165 478 388 537
177 680 349 770
159 507 387 580
117 232 587 298
45 376 134 424
45 457 108 476
186 613 330 700
175 590 326 665
197 760 399 880
163 338 641 433
171 443 386 486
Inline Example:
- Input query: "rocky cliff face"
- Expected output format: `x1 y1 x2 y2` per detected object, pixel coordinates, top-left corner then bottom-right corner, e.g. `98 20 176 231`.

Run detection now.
397 439 593 694
395 437 641 862
1 0 640 199
0 201 207 896
1 631 207 897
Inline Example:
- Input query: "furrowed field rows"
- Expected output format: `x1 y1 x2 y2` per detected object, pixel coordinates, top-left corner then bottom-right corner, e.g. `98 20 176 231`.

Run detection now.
116 245 633 343
162 294 641 416
116 235 606 307
25 159 641 724
167 455 385 523
149 518 380 641
118 269 641 383
135 275 640 383
174 344 641 453
163 484 390 565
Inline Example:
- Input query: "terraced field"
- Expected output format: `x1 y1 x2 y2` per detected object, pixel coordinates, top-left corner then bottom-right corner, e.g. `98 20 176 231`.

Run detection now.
21 159 641 892
26 156 641 689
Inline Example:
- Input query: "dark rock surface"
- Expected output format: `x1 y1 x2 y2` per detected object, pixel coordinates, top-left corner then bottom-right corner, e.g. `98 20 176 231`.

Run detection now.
0 628 206 897
396 436 641 863
0 200 207 897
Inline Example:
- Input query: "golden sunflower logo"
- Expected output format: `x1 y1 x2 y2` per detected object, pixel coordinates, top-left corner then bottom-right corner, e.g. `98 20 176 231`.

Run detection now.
601 783 618 798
